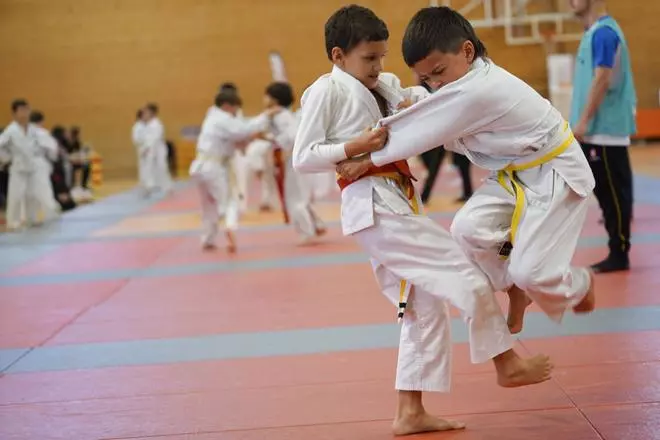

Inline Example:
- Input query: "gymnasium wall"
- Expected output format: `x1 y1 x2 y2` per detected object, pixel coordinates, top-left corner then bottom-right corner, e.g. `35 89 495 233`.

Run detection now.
0 0 657 178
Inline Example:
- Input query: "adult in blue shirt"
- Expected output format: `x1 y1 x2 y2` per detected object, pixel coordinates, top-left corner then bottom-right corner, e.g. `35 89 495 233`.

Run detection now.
570 0 636 274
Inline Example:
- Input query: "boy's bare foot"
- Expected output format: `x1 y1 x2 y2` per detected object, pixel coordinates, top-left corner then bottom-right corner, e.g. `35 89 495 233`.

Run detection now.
394 391 465 436
225 231 237 254
494 350 553 388
297 235 315 246
507 286 532 334
574 269 596 313
201 242 217 251
393 412 465 436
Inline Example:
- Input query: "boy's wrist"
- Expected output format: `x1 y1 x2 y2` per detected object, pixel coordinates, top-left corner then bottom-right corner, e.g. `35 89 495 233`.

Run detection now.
344 140 364 158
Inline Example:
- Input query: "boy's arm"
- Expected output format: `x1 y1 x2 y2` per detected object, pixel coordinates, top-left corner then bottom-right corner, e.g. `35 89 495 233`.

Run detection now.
142 123 161 149
370 82 481 167
272 111 298 151
131 125 143 148
221 113 270 143
293 81 348 173
396 83 430 106
380 73 430 107
0 130 11 164
293 81 388 172
36 129 58 161
574 26 619 139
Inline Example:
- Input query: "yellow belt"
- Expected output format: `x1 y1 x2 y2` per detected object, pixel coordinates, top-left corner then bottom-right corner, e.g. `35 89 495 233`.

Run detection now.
496 121 575 250
197 153 232 166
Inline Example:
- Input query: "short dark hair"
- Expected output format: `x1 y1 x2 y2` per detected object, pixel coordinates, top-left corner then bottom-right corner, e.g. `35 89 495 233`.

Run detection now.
324 5 389 61
136 109 143 120
265 82 294 108
11 99 28 113
402 7 487 67
219 82 238 92
51 125 68 146
29 111 44 123
146 103 159 115
214 91 242 108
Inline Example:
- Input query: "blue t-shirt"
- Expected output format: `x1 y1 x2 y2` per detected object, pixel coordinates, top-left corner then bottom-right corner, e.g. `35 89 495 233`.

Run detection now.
592 16 620 68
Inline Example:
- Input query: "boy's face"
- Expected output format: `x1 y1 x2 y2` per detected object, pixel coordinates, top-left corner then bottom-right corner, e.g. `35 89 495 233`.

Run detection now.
14 105 30 125
332 40 387 89
263 94 277 109
569 0 591 17
411 41 475 90
221 104 239 116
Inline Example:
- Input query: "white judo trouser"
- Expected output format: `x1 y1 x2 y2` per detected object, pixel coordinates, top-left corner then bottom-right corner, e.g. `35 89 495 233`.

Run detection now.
190 157 239 246
137 148 150 191
245 140 277 209
6 167 57 228
451 164 591 322
154 144 173 193
232 150 250 212
143 145 173 194
34 158 59 221
306 172 336 201
283 157 324 239
353 179 514 392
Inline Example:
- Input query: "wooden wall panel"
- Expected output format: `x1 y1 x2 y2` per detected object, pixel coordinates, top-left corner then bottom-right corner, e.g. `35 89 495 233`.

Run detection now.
0 0 656 177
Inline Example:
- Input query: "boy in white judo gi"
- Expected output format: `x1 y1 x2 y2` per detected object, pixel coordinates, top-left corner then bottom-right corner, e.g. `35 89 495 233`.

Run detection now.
265 82 326 243
189 91 280 252
0 100 59 229
132 109 150 195
142 103 173 196
218 83 252 212
337 6 596 336
29 111 60 222
294 5 553 436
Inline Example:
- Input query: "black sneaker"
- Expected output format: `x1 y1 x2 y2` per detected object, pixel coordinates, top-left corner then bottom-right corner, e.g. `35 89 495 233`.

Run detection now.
591 254 630 274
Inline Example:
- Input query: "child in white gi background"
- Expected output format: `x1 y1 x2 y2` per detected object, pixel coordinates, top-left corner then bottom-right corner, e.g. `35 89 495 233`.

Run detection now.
0 100 59 229
190 91 279 252
265 81 326 244
141 103 173 197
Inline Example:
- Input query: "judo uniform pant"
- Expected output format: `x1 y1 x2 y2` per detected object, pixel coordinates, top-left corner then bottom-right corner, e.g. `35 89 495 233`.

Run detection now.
353 181 513 392
155 144 173 193
6 169 52 228
137 149 149 191
245 141 277 209
450 164 591 321
34 159 59 221
284 158 324 239
191 159 239 246
143 146 173 193
232 150 250 212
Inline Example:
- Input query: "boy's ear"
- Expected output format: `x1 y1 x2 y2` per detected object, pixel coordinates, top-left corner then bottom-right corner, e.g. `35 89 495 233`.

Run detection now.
331 47 345 64
463 40 475 62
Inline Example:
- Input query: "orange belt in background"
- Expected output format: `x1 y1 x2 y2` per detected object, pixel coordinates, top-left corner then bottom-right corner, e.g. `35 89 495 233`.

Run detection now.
273 147 289 224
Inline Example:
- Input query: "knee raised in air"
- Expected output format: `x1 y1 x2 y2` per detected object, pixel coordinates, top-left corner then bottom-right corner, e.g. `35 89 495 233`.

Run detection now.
508 260 562 294
450 211 481 246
